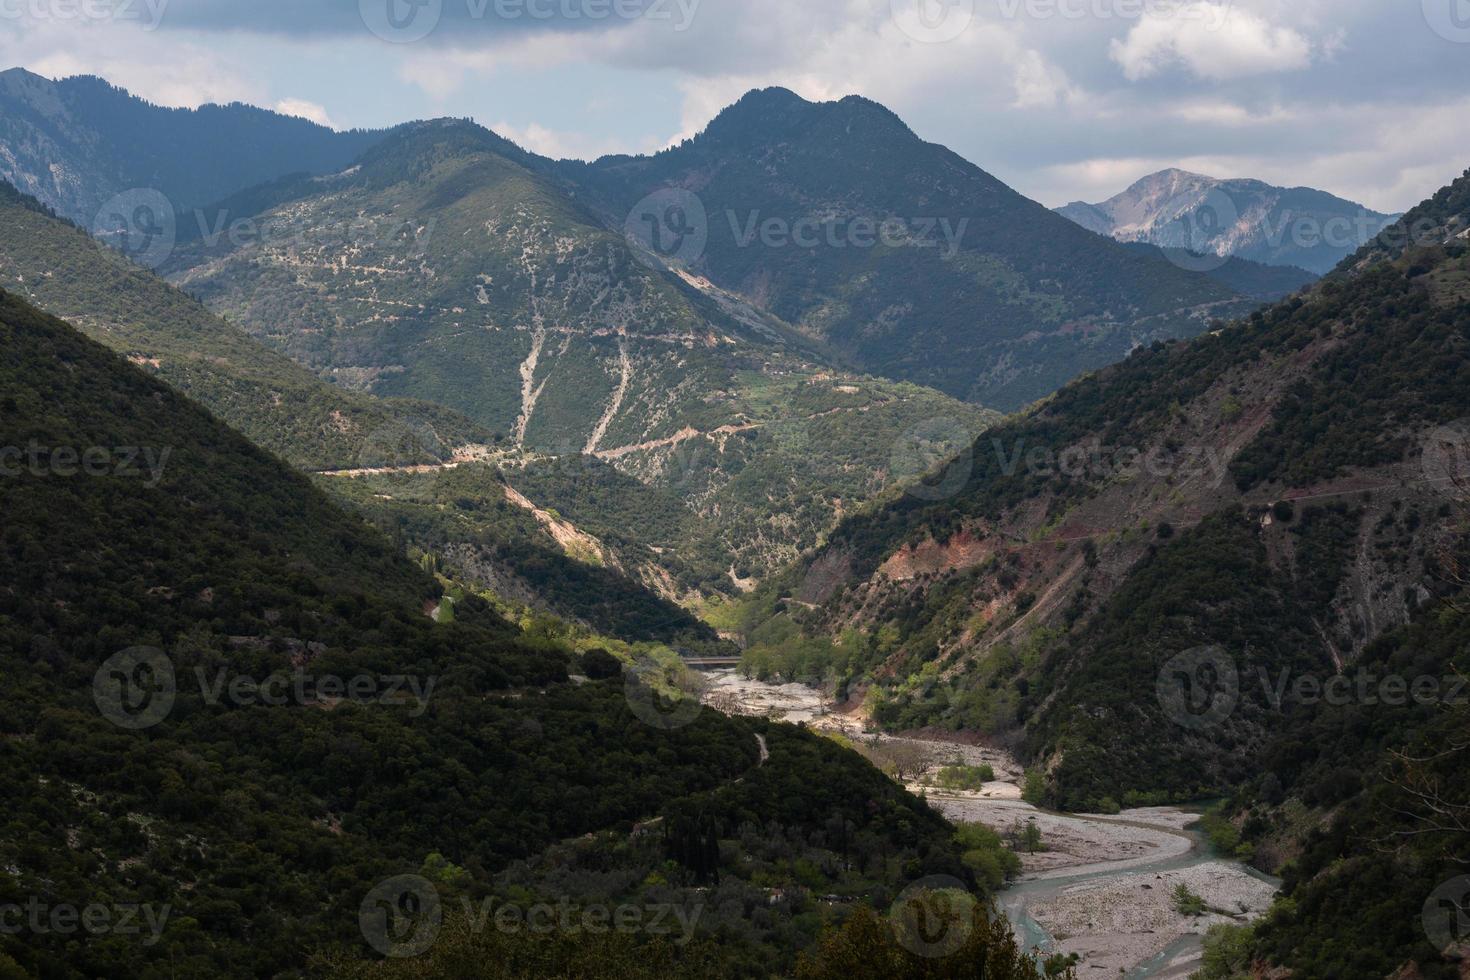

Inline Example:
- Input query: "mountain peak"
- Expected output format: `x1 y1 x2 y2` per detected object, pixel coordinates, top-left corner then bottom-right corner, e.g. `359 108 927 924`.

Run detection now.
699 87 917 148
351 116 532 179
1131 167 1217 187
1146 166 1213 180
0 66 58 106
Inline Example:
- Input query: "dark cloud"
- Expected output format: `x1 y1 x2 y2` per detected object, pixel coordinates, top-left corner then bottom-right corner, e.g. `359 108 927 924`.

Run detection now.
158 0 688 39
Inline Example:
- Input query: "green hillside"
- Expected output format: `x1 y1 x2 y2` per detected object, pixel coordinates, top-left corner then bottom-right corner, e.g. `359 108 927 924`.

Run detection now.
712 167 1470 977
158 120 998 577
0 177 750 642
0 288 971 978
0 179 483 470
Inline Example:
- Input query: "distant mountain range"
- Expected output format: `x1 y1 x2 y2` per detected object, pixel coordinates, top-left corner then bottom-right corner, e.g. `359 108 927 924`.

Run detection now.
1058 168 1400 275
0 67 381 224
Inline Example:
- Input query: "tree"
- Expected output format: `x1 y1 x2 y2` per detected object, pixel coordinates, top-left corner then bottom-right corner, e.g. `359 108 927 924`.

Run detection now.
1021 771 1047 806
580 648 623 679
1173 883 1206 917
883 741 933 783
1197 923 1255 979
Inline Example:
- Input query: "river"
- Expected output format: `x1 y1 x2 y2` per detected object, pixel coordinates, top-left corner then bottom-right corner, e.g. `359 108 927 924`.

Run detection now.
700 669 1280 978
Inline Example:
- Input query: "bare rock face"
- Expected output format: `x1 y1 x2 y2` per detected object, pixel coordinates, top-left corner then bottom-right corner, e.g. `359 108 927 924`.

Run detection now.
1058 168 1400 275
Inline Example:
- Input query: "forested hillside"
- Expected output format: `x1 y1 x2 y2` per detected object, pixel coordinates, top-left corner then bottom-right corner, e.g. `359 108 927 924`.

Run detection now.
721 167 1470 977
0 289 976 978
0 178 754 643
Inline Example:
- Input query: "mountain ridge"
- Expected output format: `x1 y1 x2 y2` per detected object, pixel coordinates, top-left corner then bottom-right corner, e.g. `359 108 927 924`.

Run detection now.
0 67 386 224
1057 168 1401 275
566 88 1254 411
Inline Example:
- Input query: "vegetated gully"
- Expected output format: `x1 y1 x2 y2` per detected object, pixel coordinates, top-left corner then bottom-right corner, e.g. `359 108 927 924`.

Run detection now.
699 670 1280 979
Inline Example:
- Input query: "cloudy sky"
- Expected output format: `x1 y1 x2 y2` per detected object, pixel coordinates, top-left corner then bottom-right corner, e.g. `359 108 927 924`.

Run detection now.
2 0 1467 212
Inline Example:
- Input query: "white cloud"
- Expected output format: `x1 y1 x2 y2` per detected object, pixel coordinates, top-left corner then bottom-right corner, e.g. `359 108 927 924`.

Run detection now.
1 19 262 108
1011 49 1073 109
274 98 335 128
1109 3 1314 81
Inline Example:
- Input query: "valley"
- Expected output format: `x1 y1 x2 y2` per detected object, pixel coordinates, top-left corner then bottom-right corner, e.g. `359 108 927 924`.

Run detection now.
0 24 1467 976
701 670 1280 979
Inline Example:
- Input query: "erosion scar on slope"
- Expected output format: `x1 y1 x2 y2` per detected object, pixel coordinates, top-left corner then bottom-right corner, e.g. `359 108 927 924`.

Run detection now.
514 326 548 447
584 336 631 454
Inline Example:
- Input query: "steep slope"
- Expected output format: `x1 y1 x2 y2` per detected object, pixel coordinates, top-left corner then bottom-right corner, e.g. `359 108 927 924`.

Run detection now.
1344 165 1470 269
0 288 967 978
0 178 484 469
1058 168 1400 275
1230 586 1470 978
0 68 383 224
739 167 1470 811
567 88 1252 411
161 117 998 576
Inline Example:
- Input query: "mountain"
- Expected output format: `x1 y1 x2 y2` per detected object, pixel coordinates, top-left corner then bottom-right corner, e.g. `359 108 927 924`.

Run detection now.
0 177 737 649
0 287 973 978
159 116 999 578
0 67 384 225
564 88 1254 412
0 177 483 470
1058 168 1401 275
728 167 1470 976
